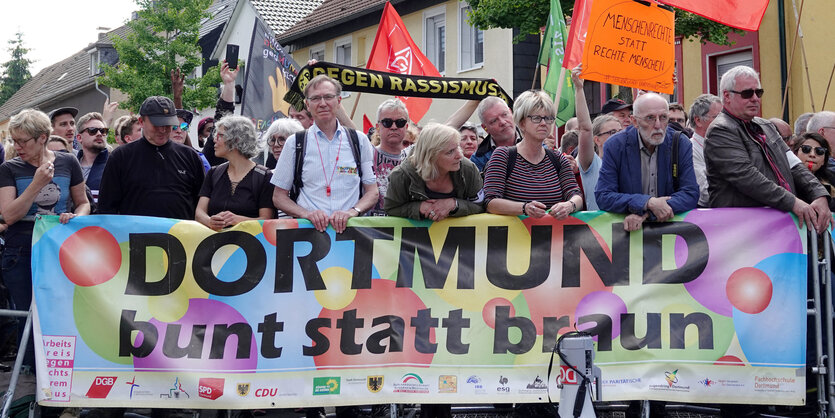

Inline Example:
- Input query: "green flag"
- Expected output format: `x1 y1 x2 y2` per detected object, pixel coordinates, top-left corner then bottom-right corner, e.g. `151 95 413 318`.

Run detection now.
537 0 574 126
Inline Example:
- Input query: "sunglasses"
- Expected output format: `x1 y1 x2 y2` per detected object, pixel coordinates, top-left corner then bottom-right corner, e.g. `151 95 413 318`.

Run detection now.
800 144 826 156
173 122 189 131
81 127 109 135
730 88 764 99
380 118 408 128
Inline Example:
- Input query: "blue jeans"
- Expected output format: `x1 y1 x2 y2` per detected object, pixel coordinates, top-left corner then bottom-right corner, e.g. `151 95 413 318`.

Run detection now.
2 245 34 370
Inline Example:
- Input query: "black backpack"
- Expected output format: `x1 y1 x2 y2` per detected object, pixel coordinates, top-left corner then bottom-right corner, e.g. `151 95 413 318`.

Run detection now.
289 128 364 201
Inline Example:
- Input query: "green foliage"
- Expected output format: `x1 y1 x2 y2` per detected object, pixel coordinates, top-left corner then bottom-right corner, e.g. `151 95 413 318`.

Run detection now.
466 0 742 45
0 32 34 107
98 0 221 112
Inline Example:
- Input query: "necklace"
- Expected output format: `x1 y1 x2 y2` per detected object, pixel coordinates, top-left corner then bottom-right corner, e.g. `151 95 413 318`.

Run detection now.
314 132 343 197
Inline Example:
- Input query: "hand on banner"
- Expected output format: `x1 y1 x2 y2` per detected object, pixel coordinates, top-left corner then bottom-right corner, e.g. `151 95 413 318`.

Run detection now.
209 211 243 230
647 196 673 221
549 201 574 220
623 213 648 231
59 212 78 224
420 198 456 221
329 210 356 233
170 67 185 108
268 67 289 113
524 200 548 218
305 209 330 232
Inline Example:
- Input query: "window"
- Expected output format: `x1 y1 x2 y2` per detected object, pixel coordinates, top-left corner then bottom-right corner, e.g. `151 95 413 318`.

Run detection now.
709 49 754 95
459 3 483 71
89 49 100 76
424 9 445 73
334 37 352 66
310 44 325 62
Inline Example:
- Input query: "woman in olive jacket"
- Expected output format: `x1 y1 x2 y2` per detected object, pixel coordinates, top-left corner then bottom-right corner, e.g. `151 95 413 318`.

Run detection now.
384 123 483 220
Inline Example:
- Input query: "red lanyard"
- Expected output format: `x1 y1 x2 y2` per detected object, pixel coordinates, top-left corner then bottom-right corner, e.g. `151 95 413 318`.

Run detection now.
314 131 343 197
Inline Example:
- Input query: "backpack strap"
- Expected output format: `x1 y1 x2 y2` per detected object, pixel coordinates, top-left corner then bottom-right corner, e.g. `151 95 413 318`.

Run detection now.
505 146 518 179
289 130 307 202
544 148 562 174
211 162 230 189
346 128 364 199
671 132 682 191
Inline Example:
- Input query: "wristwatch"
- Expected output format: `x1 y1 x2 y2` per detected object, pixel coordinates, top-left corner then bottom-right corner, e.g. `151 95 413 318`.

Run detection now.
351 206 363 215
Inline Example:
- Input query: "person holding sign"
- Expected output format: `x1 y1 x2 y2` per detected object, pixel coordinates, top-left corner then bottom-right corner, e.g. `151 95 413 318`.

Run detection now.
595 93 698 231
483 90 582 219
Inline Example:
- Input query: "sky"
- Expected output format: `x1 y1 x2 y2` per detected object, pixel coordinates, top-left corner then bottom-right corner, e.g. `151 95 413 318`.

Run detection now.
2 0 139 75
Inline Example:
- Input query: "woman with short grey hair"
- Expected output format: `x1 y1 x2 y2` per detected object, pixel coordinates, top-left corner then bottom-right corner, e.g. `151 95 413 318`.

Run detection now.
262 118 304 164
195 115 275 230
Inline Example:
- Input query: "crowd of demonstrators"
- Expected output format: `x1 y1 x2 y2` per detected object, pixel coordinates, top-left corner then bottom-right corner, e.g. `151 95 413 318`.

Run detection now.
196 115 274 230
483 90 583 219
385 123 483 220
0 109 90 371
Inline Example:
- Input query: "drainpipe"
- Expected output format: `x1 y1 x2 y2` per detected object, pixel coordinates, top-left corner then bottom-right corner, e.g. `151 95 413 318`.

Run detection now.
778 0 789 121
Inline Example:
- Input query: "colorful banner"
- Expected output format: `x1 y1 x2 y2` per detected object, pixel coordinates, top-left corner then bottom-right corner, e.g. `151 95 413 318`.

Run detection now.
32 209 807 408
241 17 301 132
580 0 676 94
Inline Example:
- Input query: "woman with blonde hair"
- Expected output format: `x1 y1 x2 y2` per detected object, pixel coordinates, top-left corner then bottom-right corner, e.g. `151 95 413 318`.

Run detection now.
384 123 483 220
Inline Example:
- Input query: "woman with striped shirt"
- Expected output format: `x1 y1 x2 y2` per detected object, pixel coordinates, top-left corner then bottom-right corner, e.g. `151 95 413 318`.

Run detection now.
483 89 583 218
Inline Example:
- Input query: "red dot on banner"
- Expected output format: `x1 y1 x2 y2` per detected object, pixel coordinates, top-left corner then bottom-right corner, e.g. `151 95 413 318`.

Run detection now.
263 219 299 246
726 267 773 314
482 298 515 329
59 227 122 286
715 355 744 366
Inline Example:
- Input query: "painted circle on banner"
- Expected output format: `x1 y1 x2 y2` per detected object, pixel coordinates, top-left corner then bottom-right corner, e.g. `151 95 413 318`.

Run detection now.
262 219 299 246
715 355 745 366
575 291 627 339
59 226 122 286
313 278 434 367
482 297 515 329
315 267 358 310
726 267 772 314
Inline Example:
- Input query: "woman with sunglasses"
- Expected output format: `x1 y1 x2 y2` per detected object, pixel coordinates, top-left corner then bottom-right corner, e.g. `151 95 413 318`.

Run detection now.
793 132 835 209
196 115 275 230
483 90 583 219
0 109 90 371
170 109 211 173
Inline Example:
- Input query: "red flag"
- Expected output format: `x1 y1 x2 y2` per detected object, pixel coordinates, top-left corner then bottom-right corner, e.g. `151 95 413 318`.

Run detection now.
562 0 593 69
367 2 440 123
363 114 373 134
658 0 769 31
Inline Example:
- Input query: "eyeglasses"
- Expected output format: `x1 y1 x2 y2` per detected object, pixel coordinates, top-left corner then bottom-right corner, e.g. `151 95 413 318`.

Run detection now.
306 94 338 103
12 136 36 147
268 135 287 146
638 114 669 124
729 88 764 99
597 129 620 137
80 127 109 136
800 144 826 156
173 123 189 131
380 118 408 128
527 115 556 124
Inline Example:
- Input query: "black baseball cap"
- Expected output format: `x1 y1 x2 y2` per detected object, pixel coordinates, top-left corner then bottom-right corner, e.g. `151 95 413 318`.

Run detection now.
601 98 632 114
139 96 178 126
176 109 194 126
48 107 78 122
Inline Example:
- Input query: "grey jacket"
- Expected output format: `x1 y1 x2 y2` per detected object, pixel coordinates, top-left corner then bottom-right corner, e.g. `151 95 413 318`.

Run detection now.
705 111 828 210
384 157 484 219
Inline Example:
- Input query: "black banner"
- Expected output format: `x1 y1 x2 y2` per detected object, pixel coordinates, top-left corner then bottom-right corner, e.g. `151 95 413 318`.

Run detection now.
284 62 514 111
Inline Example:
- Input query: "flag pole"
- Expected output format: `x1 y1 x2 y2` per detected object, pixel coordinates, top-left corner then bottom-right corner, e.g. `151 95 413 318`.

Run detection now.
554 67 567 108
822 61 835 109
532 66 540 90
350 92 363 119
780 0 806 118
792 0 815 112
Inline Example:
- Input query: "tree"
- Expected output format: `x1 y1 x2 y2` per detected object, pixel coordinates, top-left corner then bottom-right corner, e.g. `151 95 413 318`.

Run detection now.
466 0 743 45
99 0 221 112
0 32 34 107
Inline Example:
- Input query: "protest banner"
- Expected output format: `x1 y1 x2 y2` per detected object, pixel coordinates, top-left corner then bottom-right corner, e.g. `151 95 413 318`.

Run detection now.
241 17 300 132
580 0 676 94
32 209 807 408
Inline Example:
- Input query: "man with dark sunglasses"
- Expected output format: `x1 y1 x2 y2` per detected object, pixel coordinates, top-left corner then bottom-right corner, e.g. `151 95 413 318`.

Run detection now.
75 111 110 203
369 98 410 215
705 65 830 234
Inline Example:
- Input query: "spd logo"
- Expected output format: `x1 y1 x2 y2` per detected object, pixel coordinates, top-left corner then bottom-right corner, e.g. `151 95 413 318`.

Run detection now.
86 376 117 398
198 378 225 400
558 366 579 385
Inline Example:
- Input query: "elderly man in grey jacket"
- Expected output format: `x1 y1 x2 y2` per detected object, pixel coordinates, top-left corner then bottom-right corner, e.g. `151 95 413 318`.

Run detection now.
705 65 830 233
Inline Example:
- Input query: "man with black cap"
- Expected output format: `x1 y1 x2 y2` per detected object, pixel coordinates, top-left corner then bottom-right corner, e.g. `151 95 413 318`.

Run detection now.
600 98 632 129
48 106 78 149
98 96 205 219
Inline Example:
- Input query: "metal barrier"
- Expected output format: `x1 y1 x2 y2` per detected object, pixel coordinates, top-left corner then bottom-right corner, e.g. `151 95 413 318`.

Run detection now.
0 305 32 418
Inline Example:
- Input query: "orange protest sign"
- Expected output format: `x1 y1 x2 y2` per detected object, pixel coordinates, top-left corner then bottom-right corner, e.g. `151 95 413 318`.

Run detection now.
580 0 675 94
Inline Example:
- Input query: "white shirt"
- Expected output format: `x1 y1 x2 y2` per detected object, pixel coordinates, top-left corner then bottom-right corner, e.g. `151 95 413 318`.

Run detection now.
690 133 708 207
271 120 376 215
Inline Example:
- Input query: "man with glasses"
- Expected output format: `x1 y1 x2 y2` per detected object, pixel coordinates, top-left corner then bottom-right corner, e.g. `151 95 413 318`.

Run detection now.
596 92 699 231
705 65 830 233
98 96 205 219
369 98 410 215
271 75 378 234
688 94 722 207
75 112 110 203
